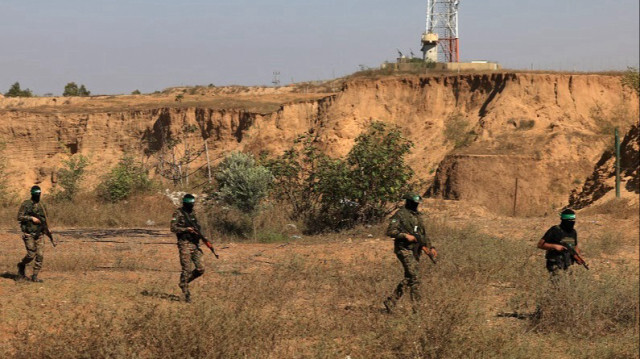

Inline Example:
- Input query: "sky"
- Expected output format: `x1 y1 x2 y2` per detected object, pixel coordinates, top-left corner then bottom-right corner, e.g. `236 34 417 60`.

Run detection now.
1 0 638 95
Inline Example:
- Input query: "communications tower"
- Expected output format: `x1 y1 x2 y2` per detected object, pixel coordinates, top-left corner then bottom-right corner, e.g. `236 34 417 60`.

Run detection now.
421 0 460 63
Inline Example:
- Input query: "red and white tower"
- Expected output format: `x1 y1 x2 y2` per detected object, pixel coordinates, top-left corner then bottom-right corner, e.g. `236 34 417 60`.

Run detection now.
422 0 460 63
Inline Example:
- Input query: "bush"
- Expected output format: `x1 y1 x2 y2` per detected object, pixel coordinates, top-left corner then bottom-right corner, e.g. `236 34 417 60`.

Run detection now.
4 82 33 97
208 152 273 238
621 67 639 96
131 89 141 95
97 155 153 202
53 155 89 201
444 113 475 148
63 82 90 97
212 152 273 214
267 121 414 233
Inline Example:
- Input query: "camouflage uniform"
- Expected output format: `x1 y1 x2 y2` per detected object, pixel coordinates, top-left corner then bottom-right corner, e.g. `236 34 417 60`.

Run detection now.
17 199 47 276
170 209 205 296
385 207 431 306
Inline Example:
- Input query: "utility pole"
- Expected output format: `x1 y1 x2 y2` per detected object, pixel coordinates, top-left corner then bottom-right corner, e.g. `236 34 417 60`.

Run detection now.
615 127 621 198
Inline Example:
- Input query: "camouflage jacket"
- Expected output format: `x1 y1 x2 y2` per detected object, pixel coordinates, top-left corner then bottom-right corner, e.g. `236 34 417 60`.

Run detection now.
386 207 431 249
170 209 201 242
17 199 47 234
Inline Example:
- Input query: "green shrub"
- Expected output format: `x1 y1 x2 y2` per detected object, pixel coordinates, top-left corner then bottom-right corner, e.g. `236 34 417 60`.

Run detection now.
212 152 272 214
53 155 89 201
209 152 273 238
131 89 141 95
621 66 639 96
4 82 33 97
97 155 153 202
444 113 475 148
267 121 414 233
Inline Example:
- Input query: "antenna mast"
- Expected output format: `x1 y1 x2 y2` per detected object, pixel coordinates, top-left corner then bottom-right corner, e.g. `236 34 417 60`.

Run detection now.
423 0 460 63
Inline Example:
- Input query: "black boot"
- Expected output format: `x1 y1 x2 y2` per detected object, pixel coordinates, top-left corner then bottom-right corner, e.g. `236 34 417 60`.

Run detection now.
179 282 190 302
188 269 204 283
31 274 43 283
17 262 26 277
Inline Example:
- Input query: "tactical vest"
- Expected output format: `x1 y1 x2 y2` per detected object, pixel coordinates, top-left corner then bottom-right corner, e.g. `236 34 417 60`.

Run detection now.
20 201 45 234
394 209 424 250
545 226 577 269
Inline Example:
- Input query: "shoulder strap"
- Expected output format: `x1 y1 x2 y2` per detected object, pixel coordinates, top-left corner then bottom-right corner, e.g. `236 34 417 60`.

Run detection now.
179 209 199 230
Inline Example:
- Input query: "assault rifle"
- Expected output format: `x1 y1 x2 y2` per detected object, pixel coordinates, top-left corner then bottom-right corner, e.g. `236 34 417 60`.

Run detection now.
563 243 588 270
412 231 436 264
181 210 219 259
34 213 57 247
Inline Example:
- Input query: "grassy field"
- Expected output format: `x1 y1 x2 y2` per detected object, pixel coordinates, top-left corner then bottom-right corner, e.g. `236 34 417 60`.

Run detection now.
0 206 637 358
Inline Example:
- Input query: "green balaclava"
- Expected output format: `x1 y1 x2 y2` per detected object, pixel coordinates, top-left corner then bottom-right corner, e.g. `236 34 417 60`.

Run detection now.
30 186 42 203
182 194 195 213
403 192 422 212
560 208 576 232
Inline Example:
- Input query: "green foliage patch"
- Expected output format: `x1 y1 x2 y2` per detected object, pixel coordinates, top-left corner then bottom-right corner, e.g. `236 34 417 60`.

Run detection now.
267 121 415 233
4 82 33 97
53 155 89 201
63 82 91 97
97 155 154 202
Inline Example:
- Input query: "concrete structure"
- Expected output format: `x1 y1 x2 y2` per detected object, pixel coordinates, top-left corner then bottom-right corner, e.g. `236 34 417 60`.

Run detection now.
381 60 501 72
434 61 501 71
421 32 439 62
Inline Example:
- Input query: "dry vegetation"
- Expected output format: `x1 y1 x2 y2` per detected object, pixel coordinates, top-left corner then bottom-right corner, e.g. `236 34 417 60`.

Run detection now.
1 209 637 358
0 194 176 229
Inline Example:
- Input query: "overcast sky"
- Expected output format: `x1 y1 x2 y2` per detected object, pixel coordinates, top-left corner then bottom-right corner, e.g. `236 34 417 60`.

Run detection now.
1 0 638 95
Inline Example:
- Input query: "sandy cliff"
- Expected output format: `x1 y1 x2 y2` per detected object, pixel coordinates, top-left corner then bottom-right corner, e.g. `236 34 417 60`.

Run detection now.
1 72 637 214
569 123 639 209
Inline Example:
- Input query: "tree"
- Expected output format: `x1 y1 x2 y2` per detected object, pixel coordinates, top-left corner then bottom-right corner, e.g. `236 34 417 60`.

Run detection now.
4 82 33 97
267 121 415 233
63 82 90 97
54 155 89 201
78 84 90 96
211 152 273 238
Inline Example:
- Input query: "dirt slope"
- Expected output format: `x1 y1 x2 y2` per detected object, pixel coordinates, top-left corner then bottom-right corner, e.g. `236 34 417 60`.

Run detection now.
569 123 640 209
0 72 637 215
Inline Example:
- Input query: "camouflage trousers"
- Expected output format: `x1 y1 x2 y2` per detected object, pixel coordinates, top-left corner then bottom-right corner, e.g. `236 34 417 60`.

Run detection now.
20 233 45 275
388 247 422 305
178 240 205 293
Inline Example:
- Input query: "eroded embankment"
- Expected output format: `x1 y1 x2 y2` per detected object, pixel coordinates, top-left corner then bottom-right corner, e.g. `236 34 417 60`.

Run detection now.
569 123 640 209
0 72 637 215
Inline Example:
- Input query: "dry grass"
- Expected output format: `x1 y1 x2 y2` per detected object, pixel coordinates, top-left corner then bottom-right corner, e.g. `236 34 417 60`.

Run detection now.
1 216 637 358
0 193 175 229
580 197 640 220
